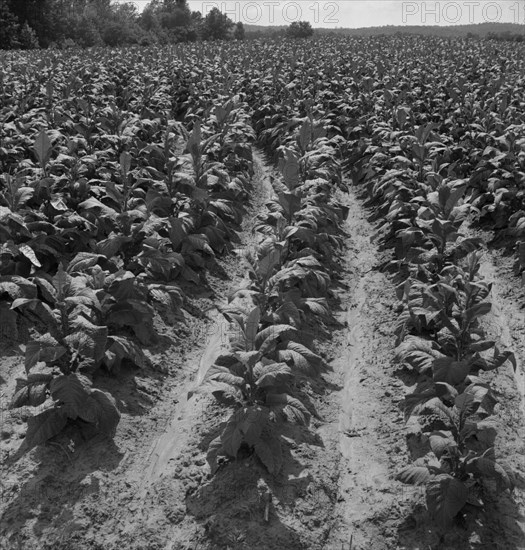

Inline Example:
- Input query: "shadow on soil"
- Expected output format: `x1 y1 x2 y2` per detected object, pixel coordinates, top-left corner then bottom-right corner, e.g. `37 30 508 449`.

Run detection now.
186 420 328 550
397 487 525 550
394 363 525 549
185 452 310 550
1 434 123 548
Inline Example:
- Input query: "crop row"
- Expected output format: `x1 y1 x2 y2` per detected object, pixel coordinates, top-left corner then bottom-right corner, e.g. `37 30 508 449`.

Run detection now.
194 114 349 473
356 127 518 529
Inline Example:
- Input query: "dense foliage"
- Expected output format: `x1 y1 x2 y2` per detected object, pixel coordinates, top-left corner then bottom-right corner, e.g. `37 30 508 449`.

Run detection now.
286 21 314 39
0 0 243 49
1 34 524 530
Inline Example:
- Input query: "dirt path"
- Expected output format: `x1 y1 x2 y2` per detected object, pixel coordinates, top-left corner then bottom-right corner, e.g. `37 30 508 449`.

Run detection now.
475 243 525 549
323 187 412 550
478 247 525 415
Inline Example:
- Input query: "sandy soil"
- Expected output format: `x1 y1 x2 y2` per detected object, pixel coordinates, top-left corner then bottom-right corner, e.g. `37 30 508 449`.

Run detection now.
0 154 524 550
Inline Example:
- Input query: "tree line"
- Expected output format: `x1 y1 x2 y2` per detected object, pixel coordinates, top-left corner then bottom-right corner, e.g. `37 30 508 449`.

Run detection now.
0 0 314 49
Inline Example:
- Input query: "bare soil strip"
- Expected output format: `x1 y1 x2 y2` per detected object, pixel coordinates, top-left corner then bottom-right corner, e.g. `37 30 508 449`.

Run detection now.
324 187 411 550
475 244 525 549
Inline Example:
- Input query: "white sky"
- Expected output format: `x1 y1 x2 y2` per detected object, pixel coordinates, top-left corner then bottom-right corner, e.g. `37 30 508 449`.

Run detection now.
123 1 525 28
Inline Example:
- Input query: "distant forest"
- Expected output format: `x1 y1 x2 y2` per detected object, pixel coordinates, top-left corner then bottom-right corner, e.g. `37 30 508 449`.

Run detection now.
244 21 525 41
0 0 523 50
0 0 245 49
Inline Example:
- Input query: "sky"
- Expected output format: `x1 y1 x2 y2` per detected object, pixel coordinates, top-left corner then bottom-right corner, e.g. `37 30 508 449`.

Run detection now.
123 0 525 28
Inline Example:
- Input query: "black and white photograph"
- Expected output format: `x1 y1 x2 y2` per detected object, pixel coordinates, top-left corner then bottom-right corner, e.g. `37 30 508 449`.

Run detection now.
0 1 524 548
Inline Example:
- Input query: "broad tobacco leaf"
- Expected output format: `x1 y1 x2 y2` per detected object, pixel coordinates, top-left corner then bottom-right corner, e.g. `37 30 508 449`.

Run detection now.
17 406 68 455
433 357 470 386
254 431 283 474
89 389 120 435
397 465 434 486
25 334 67 372
50 373 94 421
426 474 468 528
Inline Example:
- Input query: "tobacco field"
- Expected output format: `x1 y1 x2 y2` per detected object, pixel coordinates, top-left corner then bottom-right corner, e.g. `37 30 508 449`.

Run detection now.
0 35 524 550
